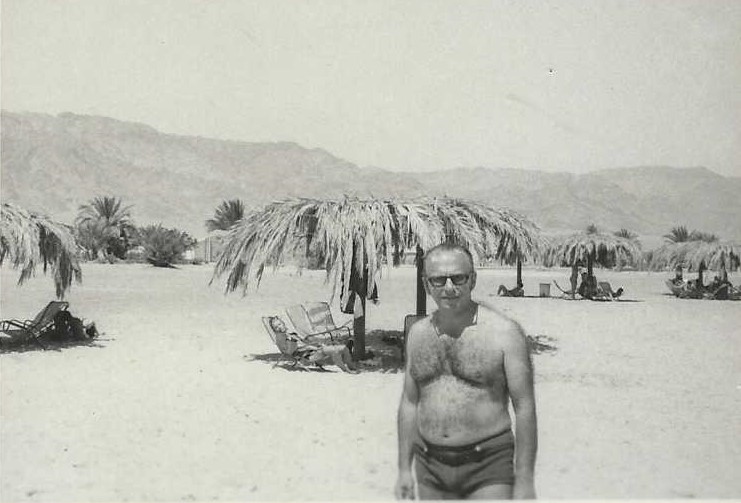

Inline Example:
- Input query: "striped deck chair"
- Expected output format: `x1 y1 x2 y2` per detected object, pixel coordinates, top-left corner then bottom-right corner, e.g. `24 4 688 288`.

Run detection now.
597 281 624 300
261 316 322 370
286 302 352 342
0 301 69 348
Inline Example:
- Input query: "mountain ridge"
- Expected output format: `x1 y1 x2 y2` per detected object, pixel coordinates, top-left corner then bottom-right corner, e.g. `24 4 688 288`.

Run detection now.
2 110 739 241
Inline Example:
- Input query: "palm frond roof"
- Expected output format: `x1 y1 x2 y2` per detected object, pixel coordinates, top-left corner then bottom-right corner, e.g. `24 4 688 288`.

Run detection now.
211 196 544 298
650 240 740 271
1 203 82 298
549 230 641 266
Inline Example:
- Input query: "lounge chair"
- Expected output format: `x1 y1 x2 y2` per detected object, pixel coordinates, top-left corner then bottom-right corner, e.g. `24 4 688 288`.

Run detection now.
665 279 685 297
261 316 325 370
553 280 577 299
704 283 731 300
0 301 69 348
401 314 425 363
597 281 624 300
286 303 352 342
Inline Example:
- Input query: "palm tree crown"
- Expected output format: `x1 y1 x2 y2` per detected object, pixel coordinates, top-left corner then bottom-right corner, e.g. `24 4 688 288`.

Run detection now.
206 199 246 232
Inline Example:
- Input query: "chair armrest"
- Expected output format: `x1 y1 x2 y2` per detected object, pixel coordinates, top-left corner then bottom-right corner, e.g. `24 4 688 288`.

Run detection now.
1 319 33 331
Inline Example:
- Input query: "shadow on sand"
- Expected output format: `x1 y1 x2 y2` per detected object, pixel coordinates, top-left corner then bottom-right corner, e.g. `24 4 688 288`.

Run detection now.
247 330 559 372
246 328 406 373
0 336 107 354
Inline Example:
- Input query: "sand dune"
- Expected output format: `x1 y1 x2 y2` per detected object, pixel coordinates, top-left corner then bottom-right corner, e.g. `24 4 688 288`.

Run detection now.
1 263 740 500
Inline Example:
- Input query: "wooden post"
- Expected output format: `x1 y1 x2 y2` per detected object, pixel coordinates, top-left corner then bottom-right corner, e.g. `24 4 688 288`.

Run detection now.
416 245 426 316
353 295 366 360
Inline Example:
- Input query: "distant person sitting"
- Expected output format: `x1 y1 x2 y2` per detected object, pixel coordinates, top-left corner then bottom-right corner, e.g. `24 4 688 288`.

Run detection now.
577 272 598 300
670 266 685 287
497 281 524 297
268 317 359 374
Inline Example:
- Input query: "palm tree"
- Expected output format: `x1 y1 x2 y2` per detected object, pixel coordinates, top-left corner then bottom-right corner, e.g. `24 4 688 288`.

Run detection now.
688 231 718 243
75 196 133 260
211 196 542 358
206 199 245 232
614 228 637 240
1 203 82 298
663 226 717 244
664 225 691 243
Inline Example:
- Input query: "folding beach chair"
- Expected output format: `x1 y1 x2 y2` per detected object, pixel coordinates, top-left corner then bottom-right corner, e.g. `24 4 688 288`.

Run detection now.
0 301 69 348
665 279 684 297
286 303 352 342
597 281 624 300
261 316 321 370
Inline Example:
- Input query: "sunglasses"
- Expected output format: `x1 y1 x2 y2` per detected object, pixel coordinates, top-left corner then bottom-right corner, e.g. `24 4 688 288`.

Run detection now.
426 274 471 287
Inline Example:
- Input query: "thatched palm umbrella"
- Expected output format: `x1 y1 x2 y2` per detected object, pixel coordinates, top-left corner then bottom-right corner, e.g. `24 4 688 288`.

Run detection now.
650 240 740 285
1 203 82 298
550 231 640 297
490 208 547 288
212 196 542 358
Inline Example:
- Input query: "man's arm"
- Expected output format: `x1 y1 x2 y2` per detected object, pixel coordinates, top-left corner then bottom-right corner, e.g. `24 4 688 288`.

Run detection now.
395 336 420 500
502 322 538 499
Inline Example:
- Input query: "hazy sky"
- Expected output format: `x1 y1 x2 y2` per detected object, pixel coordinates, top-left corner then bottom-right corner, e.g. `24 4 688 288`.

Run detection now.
2 0 740 175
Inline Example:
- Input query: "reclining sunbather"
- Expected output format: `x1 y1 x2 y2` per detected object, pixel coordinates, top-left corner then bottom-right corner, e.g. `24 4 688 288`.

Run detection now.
269 317 359 373
497 281 524 297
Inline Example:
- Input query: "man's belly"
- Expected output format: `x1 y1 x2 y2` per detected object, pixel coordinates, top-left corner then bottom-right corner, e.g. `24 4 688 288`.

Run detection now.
417 375 511 446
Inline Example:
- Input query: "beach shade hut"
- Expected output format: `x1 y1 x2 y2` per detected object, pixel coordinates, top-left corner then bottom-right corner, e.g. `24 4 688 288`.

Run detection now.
649 240 740 285
0 203 82 298
549 230 640 296
490 208 547 290
211 196 542 358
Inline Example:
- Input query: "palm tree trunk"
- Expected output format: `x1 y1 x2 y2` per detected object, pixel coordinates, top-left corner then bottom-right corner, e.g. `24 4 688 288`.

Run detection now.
416 245 426 316
698 261 706 288
570 263 578 300
516 257 522 287
587 251 595 279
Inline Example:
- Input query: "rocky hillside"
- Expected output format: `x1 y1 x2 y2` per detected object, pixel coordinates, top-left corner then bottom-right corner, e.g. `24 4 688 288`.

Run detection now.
2 111 739 241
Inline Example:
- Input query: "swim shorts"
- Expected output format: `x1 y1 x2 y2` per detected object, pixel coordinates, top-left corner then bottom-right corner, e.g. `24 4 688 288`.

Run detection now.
414 430 515 497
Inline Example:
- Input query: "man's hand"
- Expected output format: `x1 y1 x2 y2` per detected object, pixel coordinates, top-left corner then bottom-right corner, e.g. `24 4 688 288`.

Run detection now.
513 480 536 499
394 471 415 500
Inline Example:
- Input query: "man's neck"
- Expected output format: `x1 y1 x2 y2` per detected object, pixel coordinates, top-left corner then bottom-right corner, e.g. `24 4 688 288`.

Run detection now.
434 301 478 336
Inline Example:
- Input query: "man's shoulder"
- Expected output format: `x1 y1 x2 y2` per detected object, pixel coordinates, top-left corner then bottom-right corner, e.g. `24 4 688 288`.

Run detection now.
407 314 434 340
475 301 524 334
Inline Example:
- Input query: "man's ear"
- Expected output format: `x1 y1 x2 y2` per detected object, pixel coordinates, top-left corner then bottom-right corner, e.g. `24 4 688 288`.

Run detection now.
422 275 431 295
470 271 477 290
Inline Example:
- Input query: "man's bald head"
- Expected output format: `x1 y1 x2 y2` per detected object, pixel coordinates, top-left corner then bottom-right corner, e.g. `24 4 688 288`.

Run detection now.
423 243 475 275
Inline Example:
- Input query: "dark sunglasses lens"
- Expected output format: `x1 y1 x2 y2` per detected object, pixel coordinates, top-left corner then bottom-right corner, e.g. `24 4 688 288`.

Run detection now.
428 275 469 287
450 274 469 285
428 277 447 287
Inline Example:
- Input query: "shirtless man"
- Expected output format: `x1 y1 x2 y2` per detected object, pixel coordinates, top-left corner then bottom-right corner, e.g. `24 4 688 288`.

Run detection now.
396 244 537 500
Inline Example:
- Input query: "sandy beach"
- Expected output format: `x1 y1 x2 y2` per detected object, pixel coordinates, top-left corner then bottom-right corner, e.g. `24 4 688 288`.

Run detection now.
1 263 740 501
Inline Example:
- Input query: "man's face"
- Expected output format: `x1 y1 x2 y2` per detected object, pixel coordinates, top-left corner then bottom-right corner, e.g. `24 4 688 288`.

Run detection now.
271 318 287 333
423 250 477 313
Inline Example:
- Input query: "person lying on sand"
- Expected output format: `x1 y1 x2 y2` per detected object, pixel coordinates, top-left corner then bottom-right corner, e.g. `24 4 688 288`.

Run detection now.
497 281 524 297
268 317 359 374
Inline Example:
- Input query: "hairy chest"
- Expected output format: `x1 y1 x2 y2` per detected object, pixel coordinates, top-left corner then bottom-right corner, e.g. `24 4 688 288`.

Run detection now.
409 331 504 386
